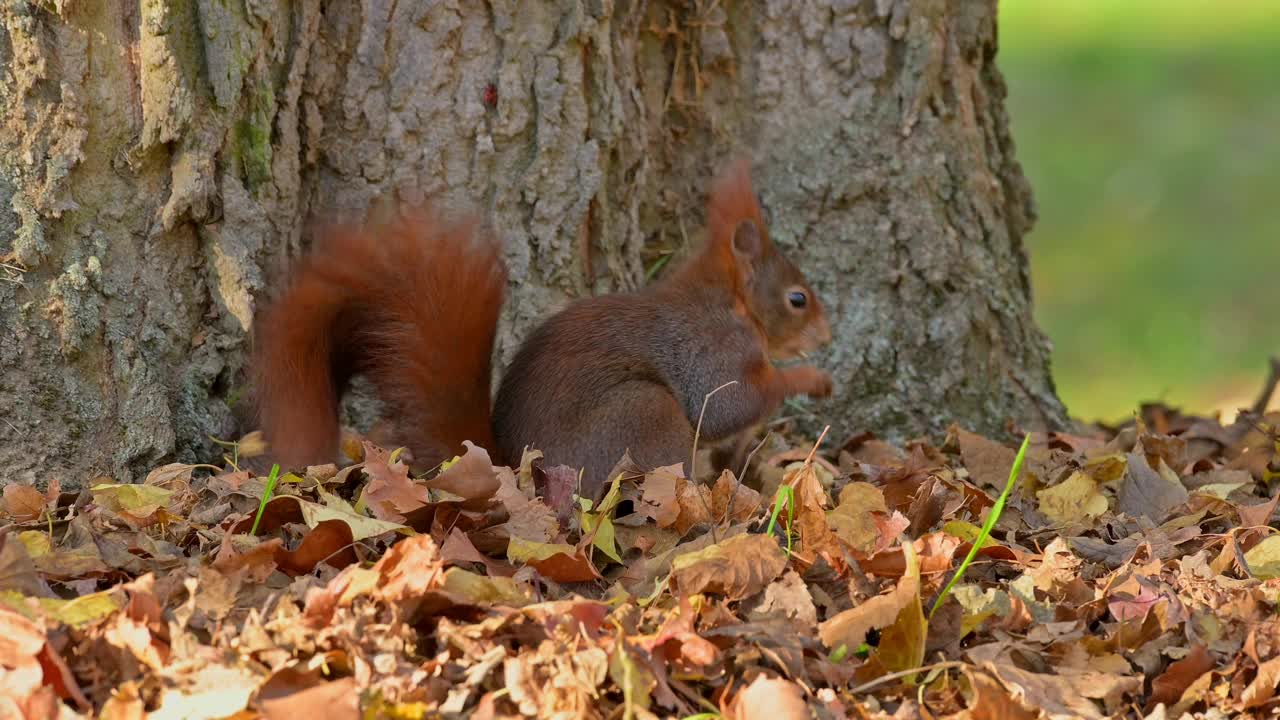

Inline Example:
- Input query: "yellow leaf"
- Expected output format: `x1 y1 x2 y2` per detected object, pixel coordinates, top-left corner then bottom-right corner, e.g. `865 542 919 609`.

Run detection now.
17 531 51 559
581 473 623 564
91 483 174 517
1192 482 1248 501
506 537 579 564
1245 535 1280 579
0 590 126 627
338 568 380 605
826 482 887 554
293 497 410 541
441 568 530 606
952 584 1010 637
1036 471 1108 524
1085 453 1128 484
941 520 997 549
867 539 927 676
42 591 124 627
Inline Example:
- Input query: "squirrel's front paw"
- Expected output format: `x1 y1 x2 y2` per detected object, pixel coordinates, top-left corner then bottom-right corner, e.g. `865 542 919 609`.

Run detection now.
787 366 833 398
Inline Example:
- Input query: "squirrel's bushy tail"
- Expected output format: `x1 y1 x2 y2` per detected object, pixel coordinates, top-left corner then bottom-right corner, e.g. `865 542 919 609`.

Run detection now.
252 205 507 471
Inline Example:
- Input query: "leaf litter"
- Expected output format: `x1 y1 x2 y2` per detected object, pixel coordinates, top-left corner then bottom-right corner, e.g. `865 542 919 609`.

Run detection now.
1 396 1279 719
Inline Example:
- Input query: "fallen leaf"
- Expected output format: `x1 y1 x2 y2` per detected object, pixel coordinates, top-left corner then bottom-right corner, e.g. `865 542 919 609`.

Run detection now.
727 675 808 720
259 676 360 720
960 669 1040 720
1037 471 1108 524
2 485 46 522
749 570 818 626
637 596 721 668
149 663 261 720
360 443 431 522
1146 644 1215 711
426 441 501 502
855 539 926 681
294 496 408 541
635 464 681 528
274 519 357 575
1243 656 1280 709
534 463 580 526
506 537 601 583
710 470 762 524
91 483 174 520
440 527 513 576
819 549 919 651
608 641 656 717
0 533 53 597
826 482 888 553
494 466 559 544
671 533 786 601
213 534 282 581
1117 452 1188 523
1235 489 1279 528
373 535 446 602
958 427 1018 491
441 568 530 606
1243 535 1280 579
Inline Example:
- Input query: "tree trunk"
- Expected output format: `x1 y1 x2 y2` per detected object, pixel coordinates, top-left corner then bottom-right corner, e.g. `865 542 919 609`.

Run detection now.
0 0 1065 486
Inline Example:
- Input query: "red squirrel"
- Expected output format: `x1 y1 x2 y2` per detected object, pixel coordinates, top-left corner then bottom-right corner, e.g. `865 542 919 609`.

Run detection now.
252 160 832 497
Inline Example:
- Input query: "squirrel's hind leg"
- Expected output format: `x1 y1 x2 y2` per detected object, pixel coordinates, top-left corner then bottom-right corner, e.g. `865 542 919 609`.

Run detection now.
549 381 693 501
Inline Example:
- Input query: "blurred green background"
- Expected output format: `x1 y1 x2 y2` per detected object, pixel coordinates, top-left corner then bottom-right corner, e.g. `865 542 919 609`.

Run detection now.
999 0 1280 423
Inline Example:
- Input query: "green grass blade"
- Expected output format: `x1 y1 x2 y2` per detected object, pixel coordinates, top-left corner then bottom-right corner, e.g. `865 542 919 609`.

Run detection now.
766 485 796 556
928 433 1031 619
249 463 281 536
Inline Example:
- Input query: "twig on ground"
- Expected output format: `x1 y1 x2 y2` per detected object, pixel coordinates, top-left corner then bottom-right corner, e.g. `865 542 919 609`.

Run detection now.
1251 356 1280 415
691 380 738 544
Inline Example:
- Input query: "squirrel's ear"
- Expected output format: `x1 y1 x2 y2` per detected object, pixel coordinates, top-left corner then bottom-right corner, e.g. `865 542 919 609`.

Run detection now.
731 218 762 259
730 218 762 287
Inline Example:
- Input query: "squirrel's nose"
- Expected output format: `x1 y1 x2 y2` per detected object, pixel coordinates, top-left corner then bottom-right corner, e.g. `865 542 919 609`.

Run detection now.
815 315 832 345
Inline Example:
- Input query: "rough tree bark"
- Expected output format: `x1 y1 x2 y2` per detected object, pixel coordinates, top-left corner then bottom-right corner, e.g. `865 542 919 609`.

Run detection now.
0 0 1065 486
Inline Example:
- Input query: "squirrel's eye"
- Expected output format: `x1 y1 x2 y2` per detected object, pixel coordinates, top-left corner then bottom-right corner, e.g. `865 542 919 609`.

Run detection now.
787 291 807 309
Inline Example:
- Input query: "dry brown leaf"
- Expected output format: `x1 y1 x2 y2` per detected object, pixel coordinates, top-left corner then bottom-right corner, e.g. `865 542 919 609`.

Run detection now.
2 485 46 522
0 532 53 597
494 466 558 544
1036 471 1108 524
373 534 446 602
1117 452 1189 522
274 519 357 576
504 644 609 718
637 596 721 668
440 527 513 576
507 537 601 583
710 469 762 524
1146 644 1215 711
360 442 431 522
726 675 808 720
1242 655 1280 709
958 427 1018 491
425 441 501 502
959 669 1040 720
636 464 682 528
819 558 919 651
670 533 786 601
259 677 360 720
749 570 818 626
212 533 282 582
